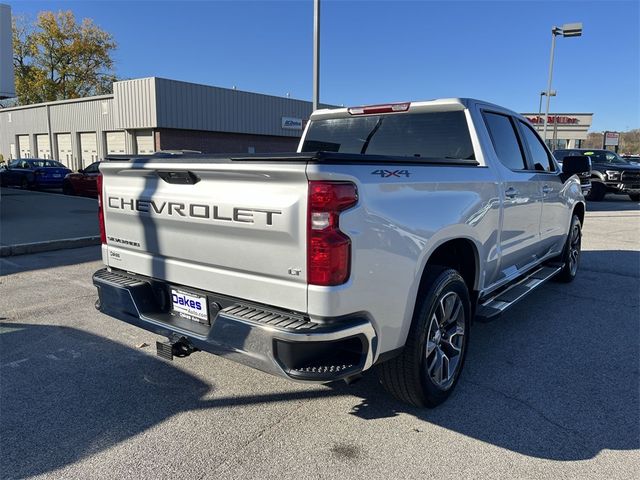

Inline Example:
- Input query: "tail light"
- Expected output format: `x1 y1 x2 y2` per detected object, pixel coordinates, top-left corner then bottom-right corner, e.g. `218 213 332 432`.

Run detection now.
307 181 358 286
96 173 106 244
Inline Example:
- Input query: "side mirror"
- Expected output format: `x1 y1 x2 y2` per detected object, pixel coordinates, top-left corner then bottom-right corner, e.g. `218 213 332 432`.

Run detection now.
562 155 591 176
78 169 84 174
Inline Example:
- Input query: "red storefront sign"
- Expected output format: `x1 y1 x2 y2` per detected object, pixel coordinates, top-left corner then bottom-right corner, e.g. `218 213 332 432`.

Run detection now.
526 116 579 124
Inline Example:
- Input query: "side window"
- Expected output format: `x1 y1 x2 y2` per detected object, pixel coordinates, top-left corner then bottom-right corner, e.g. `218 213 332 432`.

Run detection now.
518 121 555 172
483 112 526 170
84 163 99 174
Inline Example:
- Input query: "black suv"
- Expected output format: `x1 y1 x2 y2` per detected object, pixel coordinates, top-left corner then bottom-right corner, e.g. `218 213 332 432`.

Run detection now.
554 149 640 201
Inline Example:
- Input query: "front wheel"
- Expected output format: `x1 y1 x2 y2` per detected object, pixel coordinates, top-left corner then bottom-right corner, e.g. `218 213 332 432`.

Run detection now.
586 181 606 201
554 214 582 283
629 194 640 202
377 267 470 407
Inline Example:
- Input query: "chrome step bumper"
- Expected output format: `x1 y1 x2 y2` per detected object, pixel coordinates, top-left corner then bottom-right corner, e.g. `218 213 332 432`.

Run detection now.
93 268 377 382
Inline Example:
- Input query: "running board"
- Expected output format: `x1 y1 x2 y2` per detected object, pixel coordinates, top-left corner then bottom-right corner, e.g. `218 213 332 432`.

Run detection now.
475 265 563 322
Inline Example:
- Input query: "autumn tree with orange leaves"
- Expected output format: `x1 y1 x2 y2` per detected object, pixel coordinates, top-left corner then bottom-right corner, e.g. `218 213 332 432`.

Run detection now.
12 10 116 104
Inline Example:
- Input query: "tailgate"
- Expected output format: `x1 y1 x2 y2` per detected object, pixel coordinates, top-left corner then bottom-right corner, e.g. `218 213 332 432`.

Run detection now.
100 158 309 312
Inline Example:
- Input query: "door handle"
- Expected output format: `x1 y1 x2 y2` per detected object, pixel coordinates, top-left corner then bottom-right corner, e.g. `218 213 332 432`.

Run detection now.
505 187 519 199
542 185 553 194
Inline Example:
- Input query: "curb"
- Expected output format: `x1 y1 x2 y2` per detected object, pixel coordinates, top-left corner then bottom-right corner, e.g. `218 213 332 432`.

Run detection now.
0 236 101 257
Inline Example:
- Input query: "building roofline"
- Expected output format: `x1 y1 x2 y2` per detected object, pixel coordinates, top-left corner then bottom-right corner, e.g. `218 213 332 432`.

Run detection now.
121 76 318 106
0 94 114 112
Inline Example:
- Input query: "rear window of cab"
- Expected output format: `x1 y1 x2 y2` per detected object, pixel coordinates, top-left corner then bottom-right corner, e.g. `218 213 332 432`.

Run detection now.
302 111 475 161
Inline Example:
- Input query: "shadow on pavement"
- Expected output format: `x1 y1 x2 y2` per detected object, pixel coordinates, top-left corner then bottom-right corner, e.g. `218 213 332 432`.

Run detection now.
0 246 102 276
1 247 638 477
586 196 639 212
337 248 639 461
0 322 342 479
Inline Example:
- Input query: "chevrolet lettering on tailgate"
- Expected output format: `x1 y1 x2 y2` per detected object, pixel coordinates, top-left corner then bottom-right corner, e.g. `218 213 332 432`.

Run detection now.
107 197 282 225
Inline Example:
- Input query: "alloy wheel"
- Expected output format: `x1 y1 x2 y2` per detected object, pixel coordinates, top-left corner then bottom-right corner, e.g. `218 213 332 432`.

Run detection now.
568 222 581 276
425 291 466 390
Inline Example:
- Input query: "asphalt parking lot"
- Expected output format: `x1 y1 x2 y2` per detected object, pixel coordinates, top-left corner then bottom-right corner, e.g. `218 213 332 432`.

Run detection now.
1 196 638 480
0 188 99 255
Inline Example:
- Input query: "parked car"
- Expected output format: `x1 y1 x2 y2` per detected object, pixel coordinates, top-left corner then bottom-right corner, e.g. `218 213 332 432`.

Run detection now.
554 148 640 201
63 161 100 197
94 98 588 407
0 159 72 189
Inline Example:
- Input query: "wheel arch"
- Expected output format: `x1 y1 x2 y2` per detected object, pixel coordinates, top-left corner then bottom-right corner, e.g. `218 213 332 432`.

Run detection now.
418 238 480 295
394 236 480 359
573 202 585 225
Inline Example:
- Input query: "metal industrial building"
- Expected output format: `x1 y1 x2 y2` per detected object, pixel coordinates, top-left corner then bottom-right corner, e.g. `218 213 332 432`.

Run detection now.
0 77 314 169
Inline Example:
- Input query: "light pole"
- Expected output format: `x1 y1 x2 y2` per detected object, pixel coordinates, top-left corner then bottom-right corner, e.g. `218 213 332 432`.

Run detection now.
537 90 556 132
542 22 582 145
312 0 320 112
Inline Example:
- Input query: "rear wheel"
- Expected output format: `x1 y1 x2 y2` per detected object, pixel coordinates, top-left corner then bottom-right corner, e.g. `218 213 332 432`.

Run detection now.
629 194 640 202
377 267 470 407
586 181 606 201
554 214 582 283
62 181 75 196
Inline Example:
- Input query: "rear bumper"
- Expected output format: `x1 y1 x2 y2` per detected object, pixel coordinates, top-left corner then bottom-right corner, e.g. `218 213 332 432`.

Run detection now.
93 268 377 382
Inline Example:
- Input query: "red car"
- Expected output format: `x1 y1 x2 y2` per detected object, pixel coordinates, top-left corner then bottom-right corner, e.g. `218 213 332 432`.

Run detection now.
63 162 100 197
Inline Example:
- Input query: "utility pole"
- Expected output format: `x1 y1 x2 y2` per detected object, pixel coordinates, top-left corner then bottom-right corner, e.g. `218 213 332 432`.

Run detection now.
312 0 320 112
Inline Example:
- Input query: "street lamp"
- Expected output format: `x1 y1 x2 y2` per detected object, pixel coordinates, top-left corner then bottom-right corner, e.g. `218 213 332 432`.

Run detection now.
537 90 556 132
542 22 583 144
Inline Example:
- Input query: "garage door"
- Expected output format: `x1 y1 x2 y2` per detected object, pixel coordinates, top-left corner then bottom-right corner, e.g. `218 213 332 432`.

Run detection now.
106 131 126 155
135 130 155 154
56 133 73 168
79 132 98 168
36 134 51 159
17 135 31 158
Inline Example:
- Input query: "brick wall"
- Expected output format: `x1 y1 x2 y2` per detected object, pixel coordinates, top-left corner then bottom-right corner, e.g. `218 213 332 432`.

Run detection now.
156 128 300 154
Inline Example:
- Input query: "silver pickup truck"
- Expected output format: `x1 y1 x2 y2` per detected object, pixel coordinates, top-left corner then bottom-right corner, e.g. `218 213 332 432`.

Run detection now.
93 98 590 407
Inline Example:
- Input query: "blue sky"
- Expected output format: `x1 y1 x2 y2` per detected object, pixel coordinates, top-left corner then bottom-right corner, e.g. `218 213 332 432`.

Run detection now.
9 0 640 131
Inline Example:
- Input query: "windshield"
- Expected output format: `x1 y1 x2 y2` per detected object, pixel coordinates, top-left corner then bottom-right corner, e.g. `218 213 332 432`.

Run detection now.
301 111 475 160
582 150 629 164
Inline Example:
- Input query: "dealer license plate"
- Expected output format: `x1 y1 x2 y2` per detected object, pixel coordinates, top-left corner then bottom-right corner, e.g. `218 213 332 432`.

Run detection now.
170 288 208 323
52 174 62 178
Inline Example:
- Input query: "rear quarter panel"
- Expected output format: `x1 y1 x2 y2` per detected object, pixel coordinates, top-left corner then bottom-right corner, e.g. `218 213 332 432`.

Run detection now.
306 163 501 354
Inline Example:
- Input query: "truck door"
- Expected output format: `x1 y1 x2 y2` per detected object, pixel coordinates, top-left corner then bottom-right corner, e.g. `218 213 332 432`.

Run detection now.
515 119 568 255
482 111 544 278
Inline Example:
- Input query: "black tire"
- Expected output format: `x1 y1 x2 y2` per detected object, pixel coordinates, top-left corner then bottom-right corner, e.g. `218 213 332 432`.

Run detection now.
629 194 640 202
62 181 75 196
554 214 582 283
586 181 606 201
377 267 471 407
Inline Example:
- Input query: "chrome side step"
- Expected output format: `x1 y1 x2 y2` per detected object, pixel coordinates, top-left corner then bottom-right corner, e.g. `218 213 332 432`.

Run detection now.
475 265 563 322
